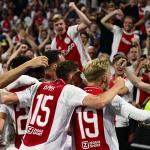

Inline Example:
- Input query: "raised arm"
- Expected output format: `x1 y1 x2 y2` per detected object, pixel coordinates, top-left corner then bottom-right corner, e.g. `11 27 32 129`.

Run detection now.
69 2 91 32
0 56 48 88
147 28 150 56
113 95 150 122
115 57 150 93
83 77 125 109
126 67 150 94
101 9 124 31
0 112 6 134
0 91 19 104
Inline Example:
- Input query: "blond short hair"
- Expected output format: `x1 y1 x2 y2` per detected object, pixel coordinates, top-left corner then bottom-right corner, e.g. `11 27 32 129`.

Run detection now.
51 14 63 23
83 58 109 82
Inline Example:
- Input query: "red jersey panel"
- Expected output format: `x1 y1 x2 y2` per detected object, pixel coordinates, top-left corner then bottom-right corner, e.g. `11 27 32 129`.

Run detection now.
13 105 29 149
10 85 32 149
72 86 109 150
139 73 150 105
117 31 134 55
23 82 65 146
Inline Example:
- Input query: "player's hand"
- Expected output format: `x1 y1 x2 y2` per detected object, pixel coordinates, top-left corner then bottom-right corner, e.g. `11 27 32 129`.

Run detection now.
116 58 127 68
0 89 8 104
25 56 48 68
114 77 125 90
114 9 124 17
147 27 150 36
69 2 76 10
18 44 28 52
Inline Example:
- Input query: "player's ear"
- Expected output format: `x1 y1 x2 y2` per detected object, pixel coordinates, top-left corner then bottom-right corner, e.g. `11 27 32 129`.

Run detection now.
101 74 107 83
52 63 57 71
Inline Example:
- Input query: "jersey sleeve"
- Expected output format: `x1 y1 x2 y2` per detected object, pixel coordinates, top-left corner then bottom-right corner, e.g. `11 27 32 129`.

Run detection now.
67 25 78 38
125 79 133 92
112 25 121 33
111 95 150 122
60 84 89 107
16 82 41 107
0 104 9 114
6 75 39 91
51 38 57 50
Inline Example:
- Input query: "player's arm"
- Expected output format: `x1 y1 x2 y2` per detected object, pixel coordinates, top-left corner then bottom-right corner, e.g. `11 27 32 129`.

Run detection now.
83 77 125 109
125 67 150 94
113 95 150 123
117 86 129 96
0 112 7 134
117 57 150 94
69 2 91 32
101 9 124 31
0 56 48 88
0 90 19 105
118 80 133 96
1 83 37 106
147 28 150 56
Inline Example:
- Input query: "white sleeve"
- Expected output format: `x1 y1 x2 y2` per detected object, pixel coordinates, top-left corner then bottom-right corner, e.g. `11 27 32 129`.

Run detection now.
51 38 57 50
16 83 41 107
60 84 89 107
111 95 150 122
112 25 121 33
0 104 9 114
67 25 78 38
125 79 133 92
6 75 39 91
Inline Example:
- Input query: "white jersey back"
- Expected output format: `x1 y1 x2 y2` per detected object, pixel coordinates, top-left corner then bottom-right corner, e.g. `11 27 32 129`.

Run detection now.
16 82 88 150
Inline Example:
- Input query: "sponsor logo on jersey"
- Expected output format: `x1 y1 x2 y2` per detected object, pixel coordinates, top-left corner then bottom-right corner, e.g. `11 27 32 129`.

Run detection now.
27 126 43 136
61 43 75 56
82 140 100 149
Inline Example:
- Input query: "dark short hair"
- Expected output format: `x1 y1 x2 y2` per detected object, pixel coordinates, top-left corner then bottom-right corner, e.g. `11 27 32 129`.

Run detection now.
56 60 78 81
8 55 45 79
43 50 62 66
8 55 31 70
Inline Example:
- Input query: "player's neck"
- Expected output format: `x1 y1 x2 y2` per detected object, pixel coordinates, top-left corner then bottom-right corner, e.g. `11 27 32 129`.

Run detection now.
87 82 100 88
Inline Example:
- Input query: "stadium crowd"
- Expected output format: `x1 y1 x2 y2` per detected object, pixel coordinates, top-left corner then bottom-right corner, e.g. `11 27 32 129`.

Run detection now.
0 0 150 150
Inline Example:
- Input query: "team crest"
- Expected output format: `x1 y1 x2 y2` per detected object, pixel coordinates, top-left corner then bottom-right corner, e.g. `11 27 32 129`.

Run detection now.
64 37 70 44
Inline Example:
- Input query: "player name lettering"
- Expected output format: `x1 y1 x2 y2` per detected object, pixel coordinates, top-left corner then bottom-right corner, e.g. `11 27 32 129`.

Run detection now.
43 85 55 91
27 126 43 136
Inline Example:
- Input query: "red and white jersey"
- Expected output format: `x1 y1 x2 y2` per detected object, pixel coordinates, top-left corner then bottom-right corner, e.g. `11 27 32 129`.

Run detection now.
5 75 39 149
71 88 150 150
111 25 139 61
51 25 91 70
136 73 150 106
16 82 88 150
109 76 133 127
0 104 14 148
0 104 29 149
72 86 110 150
5 75 38 91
